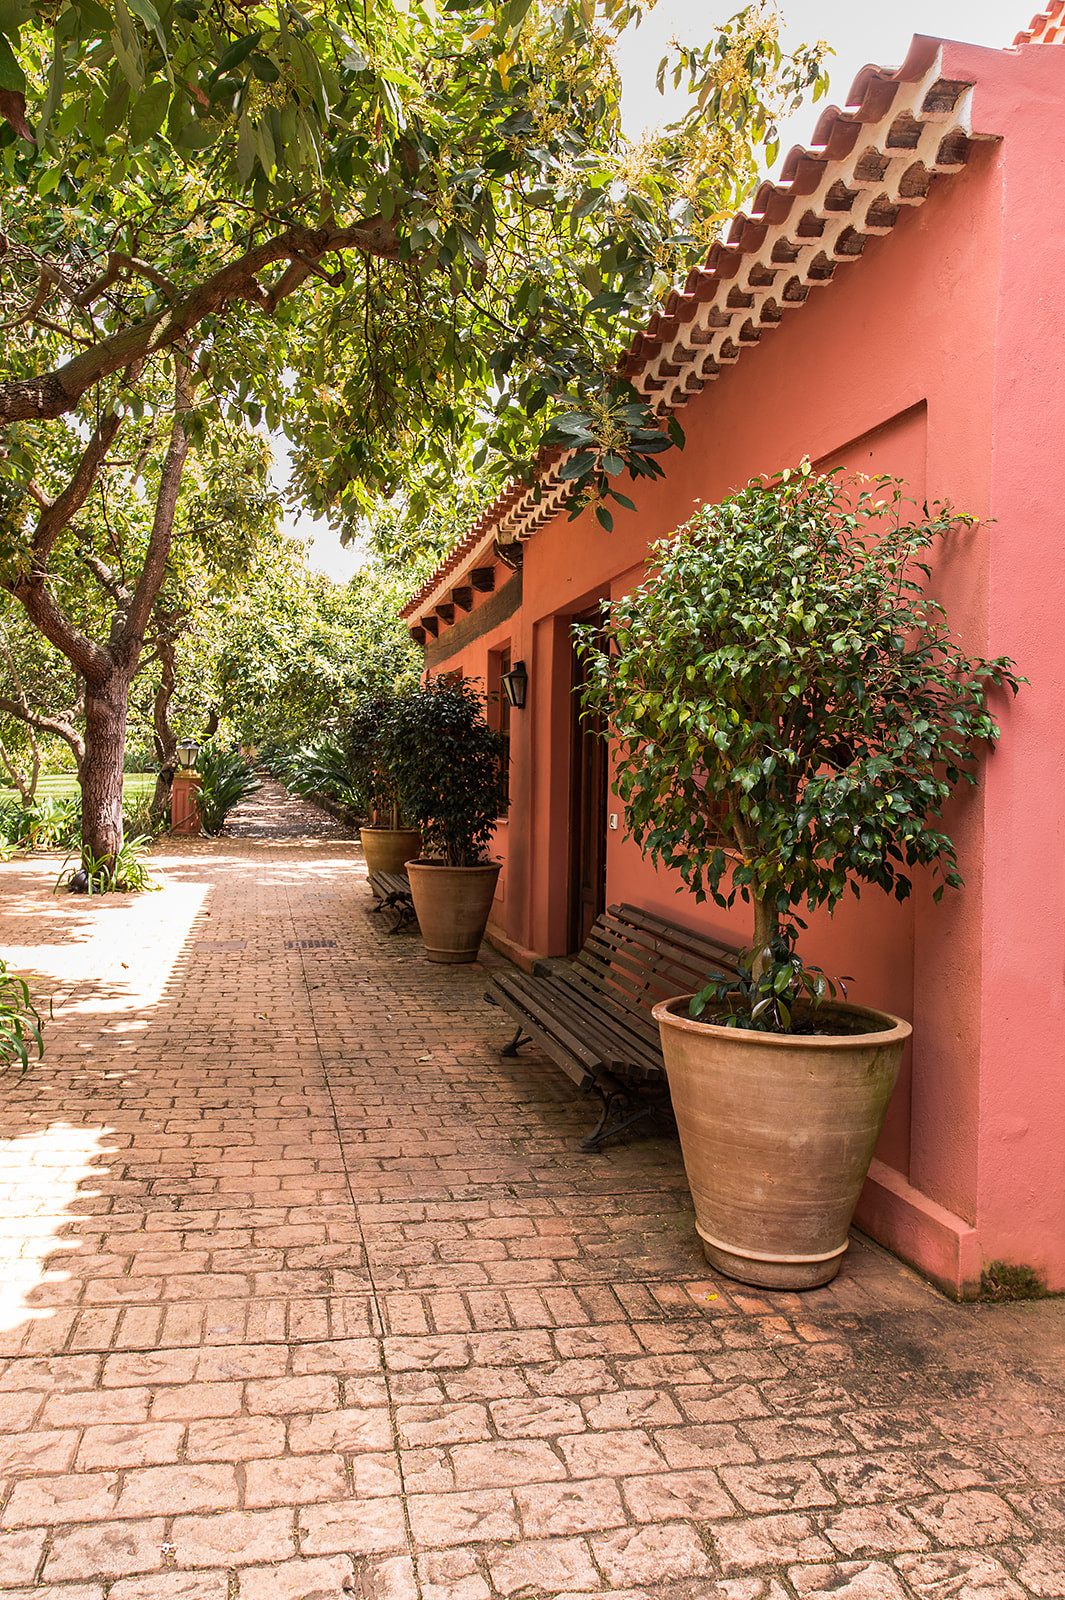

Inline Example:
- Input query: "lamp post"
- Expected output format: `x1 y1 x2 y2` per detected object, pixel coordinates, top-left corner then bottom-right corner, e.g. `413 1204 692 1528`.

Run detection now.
172 740 202 834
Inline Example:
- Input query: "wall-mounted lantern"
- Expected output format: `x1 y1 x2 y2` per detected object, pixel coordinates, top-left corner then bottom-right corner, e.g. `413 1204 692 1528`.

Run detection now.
501 660 529 710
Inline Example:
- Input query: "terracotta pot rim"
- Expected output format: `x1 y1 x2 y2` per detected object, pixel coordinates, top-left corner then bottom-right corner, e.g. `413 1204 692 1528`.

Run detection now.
359 826 420 835
653 993 912 1049
407 858 501 871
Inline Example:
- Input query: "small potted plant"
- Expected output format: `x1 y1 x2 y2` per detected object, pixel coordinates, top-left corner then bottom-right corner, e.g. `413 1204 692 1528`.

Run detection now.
578 466 1021 1289
383 676 505 962
349 694 421 876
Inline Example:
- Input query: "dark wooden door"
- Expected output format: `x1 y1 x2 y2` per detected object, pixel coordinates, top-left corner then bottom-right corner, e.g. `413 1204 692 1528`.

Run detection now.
569 612 608 950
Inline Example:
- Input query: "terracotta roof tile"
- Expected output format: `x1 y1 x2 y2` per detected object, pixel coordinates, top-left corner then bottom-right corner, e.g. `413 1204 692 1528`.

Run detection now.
403 32 1004 626
1015 3 1065 46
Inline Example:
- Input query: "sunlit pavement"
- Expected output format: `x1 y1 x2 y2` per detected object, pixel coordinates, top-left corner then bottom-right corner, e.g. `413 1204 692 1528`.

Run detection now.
0 785 1063 1600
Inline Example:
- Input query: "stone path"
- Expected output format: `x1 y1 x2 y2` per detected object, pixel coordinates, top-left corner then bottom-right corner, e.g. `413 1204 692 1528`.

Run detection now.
0 789 1063 1600
224 775 357 840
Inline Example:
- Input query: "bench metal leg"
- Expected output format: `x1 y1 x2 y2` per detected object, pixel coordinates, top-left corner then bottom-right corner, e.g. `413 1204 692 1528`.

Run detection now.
501 1023 531 1058
581 1085 674 1151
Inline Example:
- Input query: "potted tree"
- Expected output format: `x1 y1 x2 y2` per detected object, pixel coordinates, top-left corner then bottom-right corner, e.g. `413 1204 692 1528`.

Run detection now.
384 676 505 962
578 466 1021 1289
349 694 421 876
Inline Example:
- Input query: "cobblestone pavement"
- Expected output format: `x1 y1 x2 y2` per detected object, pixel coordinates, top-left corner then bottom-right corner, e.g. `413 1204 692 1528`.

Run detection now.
0 791 1063 1600
223 775 357 840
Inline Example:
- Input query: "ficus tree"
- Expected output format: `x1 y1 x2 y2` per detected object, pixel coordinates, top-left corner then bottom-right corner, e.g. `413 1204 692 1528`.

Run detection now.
0 0 825 865
577 468 1023 1030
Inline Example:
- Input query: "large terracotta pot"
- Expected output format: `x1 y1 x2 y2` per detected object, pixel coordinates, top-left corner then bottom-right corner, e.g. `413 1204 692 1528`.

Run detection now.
405 859 501 964
361 827 422 878
653 996 911 1290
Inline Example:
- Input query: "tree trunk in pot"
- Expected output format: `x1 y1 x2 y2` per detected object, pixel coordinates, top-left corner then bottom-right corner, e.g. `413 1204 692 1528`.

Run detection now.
653 996 910 1290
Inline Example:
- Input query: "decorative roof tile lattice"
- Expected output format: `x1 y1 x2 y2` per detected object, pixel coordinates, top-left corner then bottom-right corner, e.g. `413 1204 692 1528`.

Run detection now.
402 37 991 626
1014 3 1065 46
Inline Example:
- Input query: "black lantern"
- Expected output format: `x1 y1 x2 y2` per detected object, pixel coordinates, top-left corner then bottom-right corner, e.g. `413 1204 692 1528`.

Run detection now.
501 660 528 710
176 739 200 770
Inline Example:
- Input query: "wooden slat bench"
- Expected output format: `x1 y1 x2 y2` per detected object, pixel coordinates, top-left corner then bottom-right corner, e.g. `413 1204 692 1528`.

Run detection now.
368 870 417 932
485 903 741 1148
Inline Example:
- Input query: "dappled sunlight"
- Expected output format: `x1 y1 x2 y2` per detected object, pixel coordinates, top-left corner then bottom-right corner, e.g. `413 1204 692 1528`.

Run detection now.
0 859 209 1007
0 1122 115 1332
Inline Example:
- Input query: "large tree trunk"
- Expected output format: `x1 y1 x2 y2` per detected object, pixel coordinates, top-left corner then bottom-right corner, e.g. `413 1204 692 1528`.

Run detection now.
80 673 131 865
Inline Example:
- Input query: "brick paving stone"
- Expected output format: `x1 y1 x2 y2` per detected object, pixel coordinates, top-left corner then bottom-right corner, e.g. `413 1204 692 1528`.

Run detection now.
487 1535 599 1595
4 1587 105 1600
514 1477 627 1536
1007 1544 1065 1598
591 1521 714 1584
1 808 1065 1600
75 1422 184 1468
243 1452 348 1505
909 1489 1029 1546
621 1466 735 1521
820 1501 931 1556
407 1488 520 1547
0 1525 48 1583
788 1561 910 1597
235 1555 357 1599
114 1462 240 1517
896 1550 1028 1598
713 1512 835 1572
296 1496 407 1555
169 1508 295 1566
416 1548 493 1600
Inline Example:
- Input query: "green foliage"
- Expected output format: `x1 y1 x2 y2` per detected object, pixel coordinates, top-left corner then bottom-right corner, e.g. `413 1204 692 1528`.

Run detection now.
0 1 826 864
58 834 158 894
0 2 827 530
220 565 421 751
267 739 363 812
692 921 848 1032
349 694 405 826
194 741 261 835
577 467 1023 1031
122 787 165 840
382 678 504 866
0 793 80 854
0 958 45 1072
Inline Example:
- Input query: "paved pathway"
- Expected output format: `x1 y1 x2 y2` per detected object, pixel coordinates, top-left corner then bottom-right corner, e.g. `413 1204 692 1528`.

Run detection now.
0 790 1063 1600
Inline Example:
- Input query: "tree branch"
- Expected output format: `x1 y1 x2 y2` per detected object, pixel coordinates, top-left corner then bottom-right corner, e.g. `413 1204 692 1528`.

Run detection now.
3 576 111 683
0 219 400 424
79 551 131 605
73 253 179 308
0 694 85 773
122 357 196 650
31 411 125 568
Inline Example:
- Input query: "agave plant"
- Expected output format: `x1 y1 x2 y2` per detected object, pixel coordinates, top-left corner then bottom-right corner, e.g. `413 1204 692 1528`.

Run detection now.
280 740 363 811
0 959 46 1072
0 794 81 854
195 742 261 836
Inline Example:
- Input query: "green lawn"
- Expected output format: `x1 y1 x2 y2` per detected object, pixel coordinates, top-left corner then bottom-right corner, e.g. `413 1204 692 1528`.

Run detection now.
0 773 156 804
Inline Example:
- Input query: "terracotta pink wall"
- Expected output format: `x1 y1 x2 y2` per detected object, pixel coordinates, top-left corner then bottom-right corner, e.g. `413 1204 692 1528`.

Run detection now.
427 40 1065 1295
948 41 1065 1279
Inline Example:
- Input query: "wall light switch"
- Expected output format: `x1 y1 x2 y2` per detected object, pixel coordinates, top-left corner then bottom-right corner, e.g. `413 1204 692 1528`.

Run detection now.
609 813 619 830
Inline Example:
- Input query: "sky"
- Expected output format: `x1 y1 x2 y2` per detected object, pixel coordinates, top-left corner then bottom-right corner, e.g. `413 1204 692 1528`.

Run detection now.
292 0 1035 582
